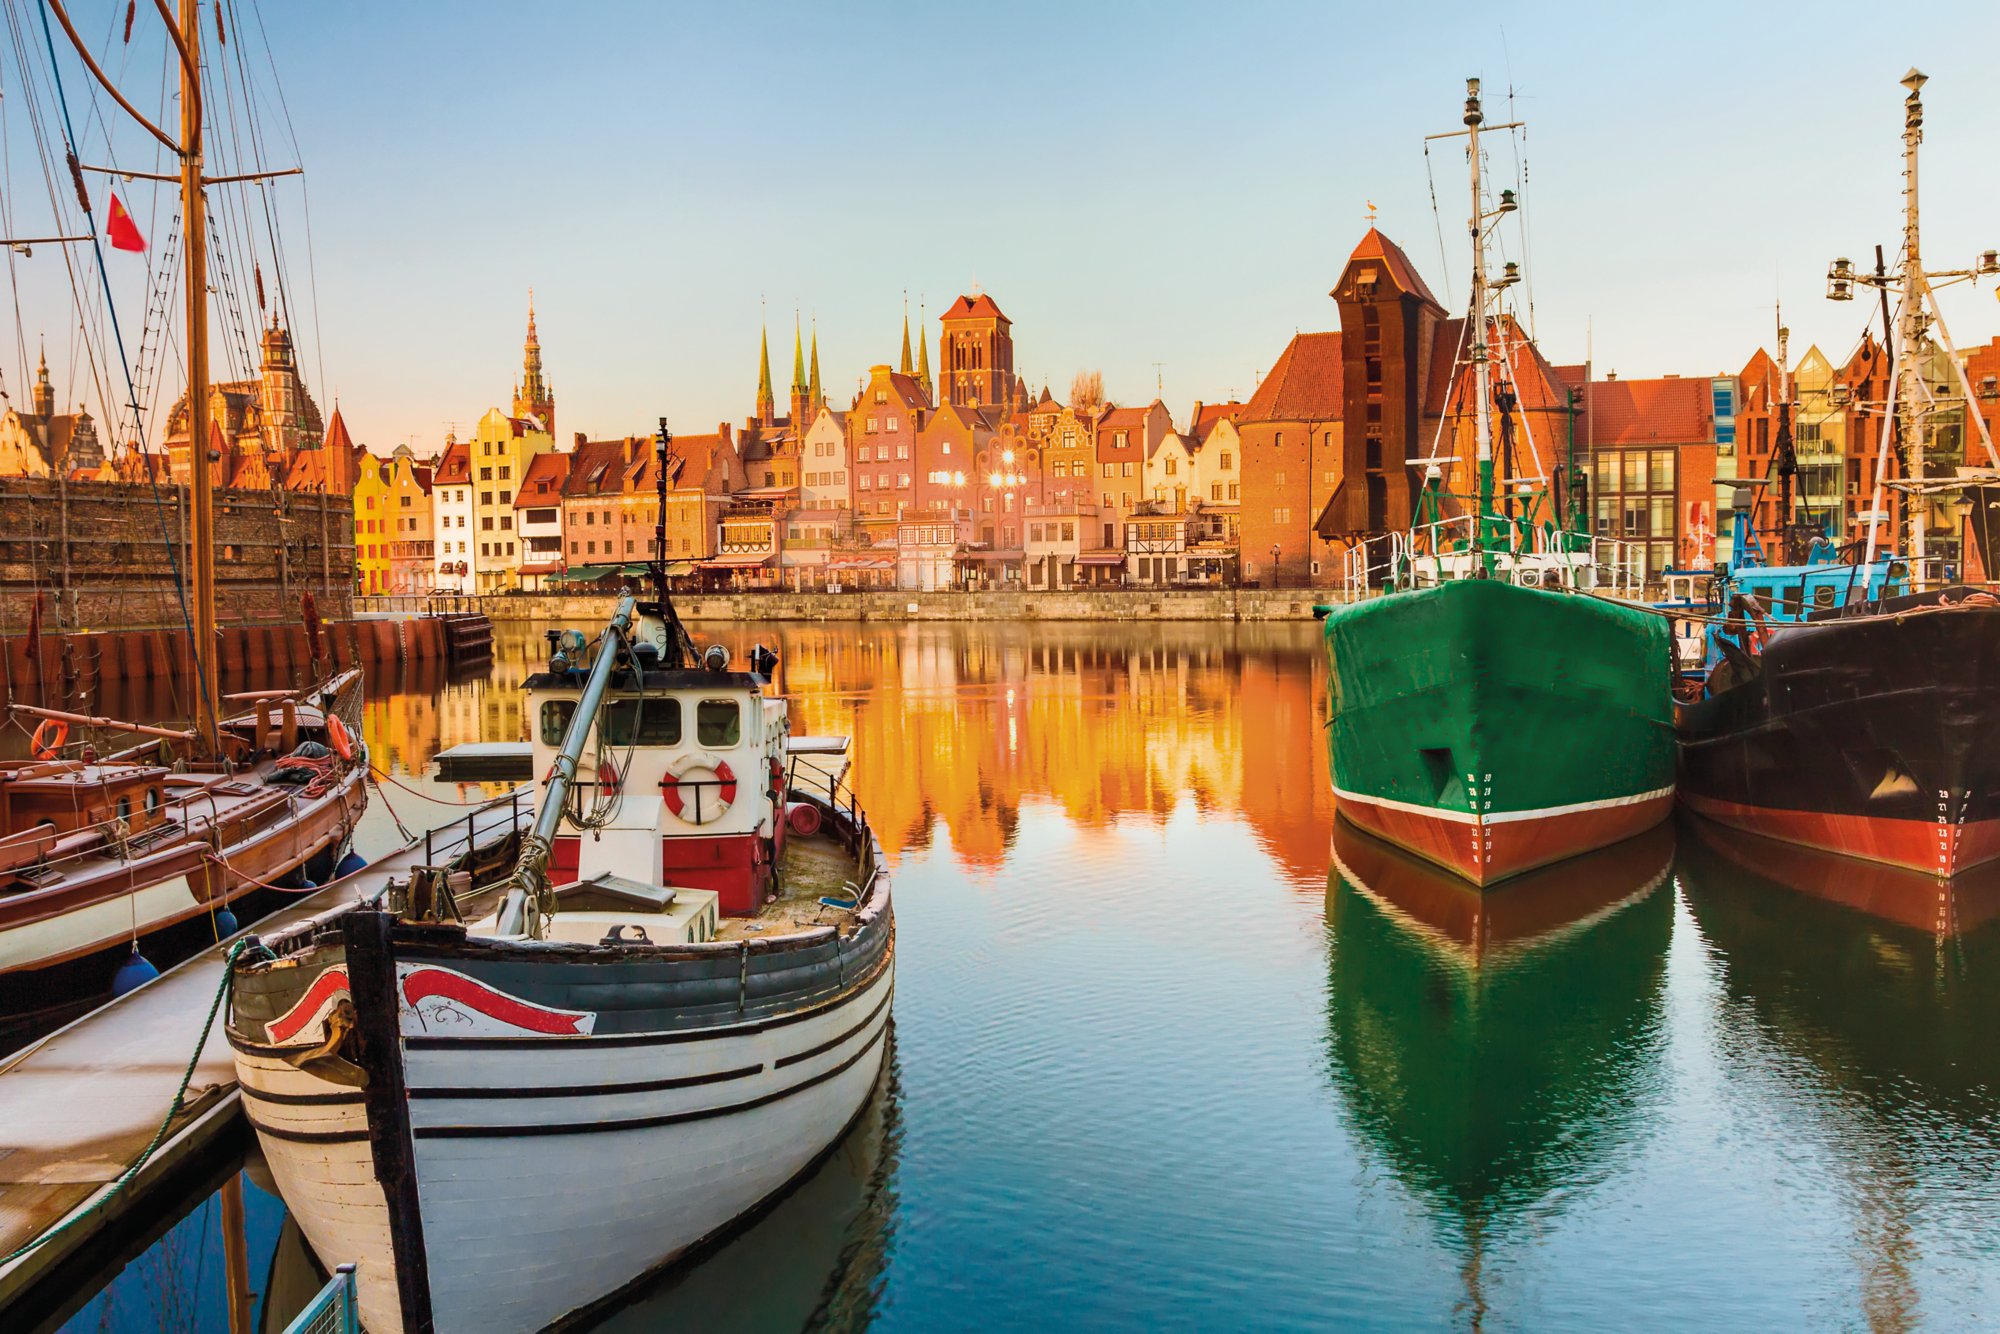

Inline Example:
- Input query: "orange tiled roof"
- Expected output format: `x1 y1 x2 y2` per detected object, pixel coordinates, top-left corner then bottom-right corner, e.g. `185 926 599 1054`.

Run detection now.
563 440 630 499
517 450 570 505
1244 332 1344 422
942 294 1007 324
1585 375 1712 445
1349 227 1442 308
432 441 470 485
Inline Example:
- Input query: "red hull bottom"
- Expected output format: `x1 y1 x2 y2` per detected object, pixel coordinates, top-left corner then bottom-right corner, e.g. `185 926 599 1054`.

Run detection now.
1679 793 2000 879
1334 790 1675 887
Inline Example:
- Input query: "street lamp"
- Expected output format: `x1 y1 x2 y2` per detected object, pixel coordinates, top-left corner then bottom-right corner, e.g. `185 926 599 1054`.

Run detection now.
1270 543 1281 588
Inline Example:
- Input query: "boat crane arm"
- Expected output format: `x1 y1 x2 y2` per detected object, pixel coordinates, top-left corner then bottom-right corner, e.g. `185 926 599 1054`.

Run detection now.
494 594 638 938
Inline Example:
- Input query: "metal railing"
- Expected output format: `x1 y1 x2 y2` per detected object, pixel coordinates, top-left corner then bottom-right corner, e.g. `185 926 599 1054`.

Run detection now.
283 1264 358 1334
1340 514 1646 600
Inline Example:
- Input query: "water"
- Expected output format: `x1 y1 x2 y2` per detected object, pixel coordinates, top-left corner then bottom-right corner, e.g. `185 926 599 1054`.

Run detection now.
48 619 2000 1331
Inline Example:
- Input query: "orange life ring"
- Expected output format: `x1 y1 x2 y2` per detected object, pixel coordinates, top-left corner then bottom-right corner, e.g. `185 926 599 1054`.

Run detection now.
30 718 68 761
661 759 736 824
325 714 355 761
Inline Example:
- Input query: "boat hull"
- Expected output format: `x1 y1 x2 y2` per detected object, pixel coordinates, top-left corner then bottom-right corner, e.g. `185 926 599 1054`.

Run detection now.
1677 599 2000 877
228 863 894 1333
0 765 363 976
1322 579 1675 886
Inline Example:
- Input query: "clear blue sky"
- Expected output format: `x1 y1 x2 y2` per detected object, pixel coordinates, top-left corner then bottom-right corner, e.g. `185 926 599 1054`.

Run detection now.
16 0 2000 454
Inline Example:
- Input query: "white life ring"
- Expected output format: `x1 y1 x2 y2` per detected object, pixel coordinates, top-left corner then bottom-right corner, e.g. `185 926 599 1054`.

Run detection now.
661 759 735 825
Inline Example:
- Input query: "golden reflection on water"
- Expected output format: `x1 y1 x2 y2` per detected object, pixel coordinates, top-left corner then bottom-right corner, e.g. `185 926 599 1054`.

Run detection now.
354 619 1337 882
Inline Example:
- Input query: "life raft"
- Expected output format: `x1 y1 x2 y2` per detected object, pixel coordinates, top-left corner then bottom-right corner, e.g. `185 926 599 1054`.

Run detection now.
662 759 736 824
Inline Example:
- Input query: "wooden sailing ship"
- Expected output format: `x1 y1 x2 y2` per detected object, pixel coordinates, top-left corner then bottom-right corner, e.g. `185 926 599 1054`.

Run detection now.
1318 80 1674 886
1677 70 2000 878
0 1 365 991
225 432 894 1333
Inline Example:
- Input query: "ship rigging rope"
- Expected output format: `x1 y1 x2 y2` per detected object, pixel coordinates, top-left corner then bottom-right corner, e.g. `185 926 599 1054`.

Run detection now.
0 935 272 1267
25 0 219 748
367 763 505 806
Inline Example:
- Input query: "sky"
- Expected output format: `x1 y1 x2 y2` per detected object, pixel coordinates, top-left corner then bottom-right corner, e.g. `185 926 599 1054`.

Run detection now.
8 0 2000 456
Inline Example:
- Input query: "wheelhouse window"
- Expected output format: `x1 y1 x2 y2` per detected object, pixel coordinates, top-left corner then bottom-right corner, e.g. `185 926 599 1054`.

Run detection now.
602 698 682 746
696 699 741 748
539 700 577 745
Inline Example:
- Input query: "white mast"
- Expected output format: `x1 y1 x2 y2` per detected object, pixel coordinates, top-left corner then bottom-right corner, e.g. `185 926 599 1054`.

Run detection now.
1833 70 2000 577
1466 80 1493 485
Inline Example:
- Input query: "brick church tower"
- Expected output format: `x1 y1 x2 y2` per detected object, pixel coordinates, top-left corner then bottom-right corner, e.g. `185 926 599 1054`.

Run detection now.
938 294 1014 409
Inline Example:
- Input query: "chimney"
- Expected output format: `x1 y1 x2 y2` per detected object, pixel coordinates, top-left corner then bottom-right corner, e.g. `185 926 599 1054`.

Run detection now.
1188 400 1204 434
573 431 586 449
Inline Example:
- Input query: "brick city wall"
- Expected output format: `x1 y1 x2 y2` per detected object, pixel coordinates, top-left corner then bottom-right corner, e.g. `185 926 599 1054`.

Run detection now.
0 476 355 632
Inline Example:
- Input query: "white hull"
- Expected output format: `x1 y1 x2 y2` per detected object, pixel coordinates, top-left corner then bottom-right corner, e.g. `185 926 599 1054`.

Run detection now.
239 958 894 1333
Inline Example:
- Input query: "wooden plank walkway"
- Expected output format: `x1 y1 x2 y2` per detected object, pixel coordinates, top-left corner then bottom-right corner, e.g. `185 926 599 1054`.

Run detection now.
0 788 529 1310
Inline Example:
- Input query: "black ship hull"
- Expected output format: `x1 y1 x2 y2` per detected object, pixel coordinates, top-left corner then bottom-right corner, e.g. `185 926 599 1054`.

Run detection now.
1676 595 2000 877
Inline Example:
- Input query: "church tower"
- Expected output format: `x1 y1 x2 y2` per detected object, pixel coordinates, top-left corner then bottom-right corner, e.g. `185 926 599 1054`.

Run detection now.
807 325 823 415
31 347 53 416
755 324 776 425
513 291 554 433
939 294 1013 408
915 305 933 401
789 317 810 426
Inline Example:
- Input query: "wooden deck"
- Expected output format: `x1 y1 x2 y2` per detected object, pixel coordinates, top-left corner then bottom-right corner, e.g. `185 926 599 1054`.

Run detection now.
0 788 530 1315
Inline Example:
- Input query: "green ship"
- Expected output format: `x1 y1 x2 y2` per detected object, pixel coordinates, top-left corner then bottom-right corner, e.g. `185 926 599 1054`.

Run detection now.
1317 80 1674 886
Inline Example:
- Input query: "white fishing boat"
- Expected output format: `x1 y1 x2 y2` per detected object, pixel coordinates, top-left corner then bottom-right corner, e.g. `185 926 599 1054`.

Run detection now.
224 473 893 1331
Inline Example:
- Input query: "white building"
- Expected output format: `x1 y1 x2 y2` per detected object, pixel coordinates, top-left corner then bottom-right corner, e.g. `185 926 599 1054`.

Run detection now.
800 407 849 512
430 436 475 593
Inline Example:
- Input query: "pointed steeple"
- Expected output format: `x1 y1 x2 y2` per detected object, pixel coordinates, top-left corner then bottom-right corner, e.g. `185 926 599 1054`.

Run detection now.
514 288 553 433
808 325 823 413
755 324 776 424
789 314 811 426
899 302 913 377
32 343 53 417
915 306 933 401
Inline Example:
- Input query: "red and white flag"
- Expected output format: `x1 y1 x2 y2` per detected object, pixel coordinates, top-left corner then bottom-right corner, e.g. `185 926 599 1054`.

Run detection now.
105 192 145 252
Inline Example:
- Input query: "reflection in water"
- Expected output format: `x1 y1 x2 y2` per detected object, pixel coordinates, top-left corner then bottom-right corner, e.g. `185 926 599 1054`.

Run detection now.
1324 821 1675 1321
592 1047 901 1333
1679 818 2000 1332
42 620 2000 1330
689 620 1333 879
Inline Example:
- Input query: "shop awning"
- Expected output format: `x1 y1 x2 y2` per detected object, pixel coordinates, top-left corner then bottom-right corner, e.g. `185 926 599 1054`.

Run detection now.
558 564 622 582
1075 553 1127 566
517 561 564 576
697 554 775 570
957 549 1025 563
828 555 896 570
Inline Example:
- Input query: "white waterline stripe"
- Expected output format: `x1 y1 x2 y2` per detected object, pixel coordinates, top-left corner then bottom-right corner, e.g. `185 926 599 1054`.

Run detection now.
1333 784 1675 826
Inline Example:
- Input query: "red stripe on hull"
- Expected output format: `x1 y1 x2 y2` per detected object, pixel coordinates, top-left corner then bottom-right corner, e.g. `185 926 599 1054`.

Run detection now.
1336 793 1675 887
1679 793 2000 878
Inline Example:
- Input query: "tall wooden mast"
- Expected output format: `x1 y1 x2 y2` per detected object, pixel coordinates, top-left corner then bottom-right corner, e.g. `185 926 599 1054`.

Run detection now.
177 0 218 754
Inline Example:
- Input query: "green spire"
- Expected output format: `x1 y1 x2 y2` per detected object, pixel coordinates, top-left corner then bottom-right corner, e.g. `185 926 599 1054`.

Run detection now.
915 308 932 399
791 316 807 396
899 307 913 376
756 324 774 420
808 326 823 412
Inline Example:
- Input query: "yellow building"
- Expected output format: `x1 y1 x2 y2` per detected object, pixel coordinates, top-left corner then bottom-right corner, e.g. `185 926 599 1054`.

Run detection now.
353 452 394 595
467 406 556 592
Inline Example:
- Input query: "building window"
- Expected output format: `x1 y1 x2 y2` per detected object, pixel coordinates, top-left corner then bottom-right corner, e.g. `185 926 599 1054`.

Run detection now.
1122 462 1134 478
866 417 878 433
1220 452 1233 471
1165 458 1178 476
481 516 494 530
1274 508 1292 524
479 467 492 481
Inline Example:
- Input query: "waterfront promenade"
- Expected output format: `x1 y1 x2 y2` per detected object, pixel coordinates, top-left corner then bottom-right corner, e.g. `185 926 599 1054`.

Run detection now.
360 586 1347 624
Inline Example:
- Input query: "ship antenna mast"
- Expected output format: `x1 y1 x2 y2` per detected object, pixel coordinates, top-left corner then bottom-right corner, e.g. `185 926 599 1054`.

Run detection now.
649 417 697 669
1831 71 2000 577
1424 79 1525 563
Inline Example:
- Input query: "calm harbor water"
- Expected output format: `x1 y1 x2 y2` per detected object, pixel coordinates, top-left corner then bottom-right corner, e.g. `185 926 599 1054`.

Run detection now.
49 619 2000 1332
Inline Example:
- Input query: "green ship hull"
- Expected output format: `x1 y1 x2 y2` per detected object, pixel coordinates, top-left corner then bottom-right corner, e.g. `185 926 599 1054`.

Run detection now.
1321 578 1674 884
